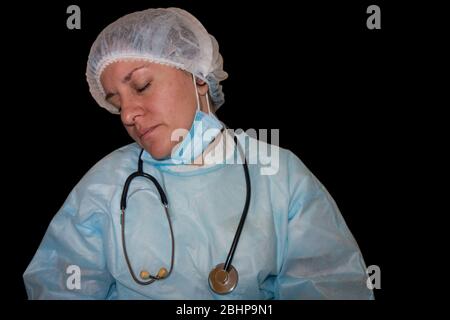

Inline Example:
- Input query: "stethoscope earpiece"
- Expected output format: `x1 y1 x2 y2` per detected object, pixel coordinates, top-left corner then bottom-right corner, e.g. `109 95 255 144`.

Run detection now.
140 267 169 280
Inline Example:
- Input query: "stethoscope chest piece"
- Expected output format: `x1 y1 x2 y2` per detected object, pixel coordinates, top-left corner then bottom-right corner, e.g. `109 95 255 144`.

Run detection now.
208 263 238 295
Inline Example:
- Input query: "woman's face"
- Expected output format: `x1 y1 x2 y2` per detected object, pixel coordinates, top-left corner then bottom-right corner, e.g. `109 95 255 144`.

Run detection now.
100 60 205 159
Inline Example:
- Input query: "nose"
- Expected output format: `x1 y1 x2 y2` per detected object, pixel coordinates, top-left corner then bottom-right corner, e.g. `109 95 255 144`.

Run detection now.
121 97 144 125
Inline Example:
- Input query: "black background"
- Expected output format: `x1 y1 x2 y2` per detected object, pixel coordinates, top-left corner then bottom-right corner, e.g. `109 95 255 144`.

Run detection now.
4 0 444 313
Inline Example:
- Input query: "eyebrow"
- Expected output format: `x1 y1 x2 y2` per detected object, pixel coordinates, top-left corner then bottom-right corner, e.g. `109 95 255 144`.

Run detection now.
104 65 148 101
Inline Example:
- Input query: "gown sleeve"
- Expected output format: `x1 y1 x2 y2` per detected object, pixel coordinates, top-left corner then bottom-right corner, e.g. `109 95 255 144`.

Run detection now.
23 178 116 300
275 151 374 300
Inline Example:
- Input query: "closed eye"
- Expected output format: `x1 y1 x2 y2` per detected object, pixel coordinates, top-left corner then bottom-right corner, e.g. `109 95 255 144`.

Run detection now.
137 83 150 93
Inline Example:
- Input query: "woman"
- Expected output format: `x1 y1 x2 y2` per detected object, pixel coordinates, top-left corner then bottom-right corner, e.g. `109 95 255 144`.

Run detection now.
23 7 373 299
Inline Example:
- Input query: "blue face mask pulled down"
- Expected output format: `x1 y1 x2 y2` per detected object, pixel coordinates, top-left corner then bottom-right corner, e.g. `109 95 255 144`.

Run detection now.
143 75 223 166
170 110 223 165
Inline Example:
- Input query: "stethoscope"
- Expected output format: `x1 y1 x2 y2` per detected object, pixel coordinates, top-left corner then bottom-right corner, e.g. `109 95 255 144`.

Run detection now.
120 131 251 295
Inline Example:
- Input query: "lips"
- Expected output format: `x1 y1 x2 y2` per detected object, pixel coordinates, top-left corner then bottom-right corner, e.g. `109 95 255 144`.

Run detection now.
139 124 161 140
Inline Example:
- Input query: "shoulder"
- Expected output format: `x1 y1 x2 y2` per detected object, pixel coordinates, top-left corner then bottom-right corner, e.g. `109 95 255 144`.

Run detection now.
90 143 140 173
239 132 326 211
57 143 140 217
74 142 141 191
237 131 313 182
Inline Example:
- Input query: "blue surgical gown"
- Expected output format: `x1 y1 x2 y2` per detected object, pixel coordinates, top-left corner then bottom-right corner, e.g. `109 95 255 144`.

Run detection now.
23 133 374 299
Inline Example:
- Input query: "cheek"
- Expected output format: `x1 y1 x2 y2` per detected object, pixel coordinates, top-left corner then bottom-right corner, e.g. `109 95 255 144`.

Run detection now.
162 83 197 129
166 105 196 136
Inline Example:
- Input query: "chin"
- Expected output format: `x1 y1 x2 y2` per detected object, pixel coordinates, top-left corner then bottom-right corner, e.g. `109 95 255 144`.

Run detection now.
143 141 172 160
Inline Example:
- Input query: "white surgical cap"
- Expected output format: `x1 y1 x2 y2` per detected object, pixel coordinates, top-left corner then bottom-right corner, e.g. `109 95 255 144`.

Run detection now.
86 7 228 114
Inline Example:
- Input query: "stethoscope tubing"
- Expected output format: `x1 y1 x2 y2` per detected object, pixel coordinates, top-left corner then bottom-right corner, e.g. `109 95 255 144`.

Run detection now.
120 131 250 291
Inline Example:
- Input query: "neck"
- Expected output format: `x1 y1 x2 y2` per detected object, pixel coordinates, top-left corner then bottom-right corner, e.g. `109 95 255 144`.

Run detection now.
190 128 224 166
